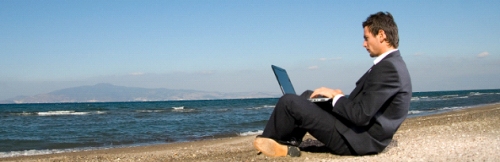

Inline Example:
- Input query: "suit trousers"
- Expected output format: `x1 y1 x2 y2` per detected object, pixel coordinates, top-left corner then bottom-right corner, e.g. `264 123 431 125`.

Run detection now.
261 91 355 155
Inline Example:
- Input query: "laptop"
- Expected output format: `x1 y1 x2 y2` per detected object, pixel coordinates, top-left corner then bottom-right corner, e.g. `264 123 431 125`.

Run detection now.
271 65 331 102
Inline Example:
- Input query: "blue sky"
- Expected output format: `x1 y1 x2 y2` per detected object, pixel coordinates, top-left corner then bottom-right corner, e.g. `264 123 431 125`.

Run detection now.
1 0 499 100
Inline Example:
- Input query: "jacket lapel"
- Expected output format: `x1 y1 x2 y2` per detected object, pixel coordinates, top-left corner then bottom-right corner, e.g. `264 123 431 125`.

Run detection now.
348 51 400 99
349 68 370 99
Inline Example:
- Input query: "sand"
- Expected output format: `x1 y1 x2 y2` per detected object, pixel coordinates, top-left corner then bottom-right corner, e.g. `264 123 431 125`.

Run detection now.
2 104 500 162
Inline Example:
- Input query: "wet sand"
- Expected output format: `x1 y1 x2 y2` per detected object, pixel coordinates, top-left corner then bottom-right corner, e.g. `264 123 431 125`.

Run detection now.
2 104 500 161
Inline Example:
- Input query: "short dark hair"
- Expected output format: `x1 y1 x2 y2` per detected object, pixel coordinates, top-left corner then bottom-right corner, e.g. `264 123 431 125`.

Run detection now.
362 12 399 48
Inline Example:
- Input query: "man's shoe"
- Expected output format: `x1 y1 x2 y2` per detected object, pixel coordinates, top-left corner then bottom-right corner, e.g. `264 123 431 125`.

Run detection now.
253 137 301 157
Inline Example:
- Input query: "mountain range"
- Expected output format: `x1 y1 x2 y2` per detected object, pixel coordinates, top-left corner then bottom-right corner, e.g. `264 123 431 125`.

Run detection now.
1 83 280 104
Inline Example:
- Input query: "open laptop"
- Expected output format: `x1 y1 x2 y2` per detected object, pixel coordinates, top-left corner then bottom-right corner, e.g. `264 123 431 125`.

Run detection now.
271 65 331 102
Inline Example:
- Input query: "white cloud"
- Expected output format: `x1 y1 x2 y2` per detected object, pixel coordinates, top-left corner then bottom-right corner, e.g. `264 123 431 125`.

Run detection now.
477 51 489 58
308 66 319 70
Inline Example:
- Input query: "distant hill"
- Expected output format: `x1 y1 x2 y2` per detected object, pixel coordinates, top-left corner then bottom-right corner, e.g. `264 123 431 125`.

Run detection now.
1 83 280 104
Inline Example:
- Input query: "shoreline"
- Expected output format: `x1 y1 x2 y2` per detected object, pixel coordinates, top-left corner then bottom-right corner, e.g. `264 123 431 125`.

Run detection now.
2 103 500 161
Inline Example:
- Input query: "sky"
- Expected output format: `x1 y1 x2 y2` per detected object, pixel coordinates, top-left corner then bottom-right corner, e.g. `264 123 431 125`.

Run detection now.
1 0 500 100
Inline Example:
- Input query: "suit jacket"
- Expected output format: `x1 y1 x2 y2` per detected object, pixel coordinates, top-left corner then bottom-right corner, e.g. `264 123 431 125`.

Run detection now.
332 50 412 155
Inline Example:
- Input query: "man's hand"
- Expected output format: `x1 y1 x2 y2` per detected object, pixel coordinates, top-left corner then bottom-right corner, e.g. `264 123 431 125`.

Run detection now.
310 87 344 99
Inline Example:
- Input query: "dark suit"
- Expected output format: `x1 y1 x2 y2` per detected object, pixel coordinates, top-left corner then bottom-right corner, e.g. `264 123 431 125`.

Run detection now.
333 50 412 154
261 50 412 155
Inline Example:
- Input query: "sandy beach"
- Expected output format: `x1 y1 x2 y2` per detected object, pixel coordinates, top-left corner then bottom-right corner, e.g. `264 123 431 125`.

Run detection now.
2 104 500 162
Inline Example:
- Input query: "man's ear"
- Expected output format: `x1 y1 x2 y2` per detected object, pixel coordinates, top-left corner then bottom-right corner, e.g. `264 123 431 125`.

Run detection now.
377 29 387 43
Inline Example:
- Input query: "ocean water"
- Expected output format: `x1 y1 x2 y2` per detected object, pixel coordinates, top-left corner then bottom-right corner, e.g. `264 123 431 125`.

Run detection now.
1 89 500 157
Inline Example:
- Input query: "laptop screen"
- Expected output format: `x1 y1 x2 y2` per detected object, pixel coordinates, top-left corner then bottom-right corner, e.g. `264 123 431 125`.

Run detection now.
272 65 296 95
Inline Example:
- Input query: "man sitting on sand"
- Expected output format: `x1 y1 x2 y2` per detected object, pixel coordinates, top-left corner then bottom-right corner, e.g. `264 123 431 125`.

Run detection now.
253 11 412 157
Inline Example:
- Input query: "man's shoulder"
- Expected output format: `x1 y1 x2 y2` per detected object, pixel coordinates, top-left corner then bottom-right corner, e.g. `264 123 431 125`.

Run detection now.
383 50 401 59
375 52 409 75
381 51 406 65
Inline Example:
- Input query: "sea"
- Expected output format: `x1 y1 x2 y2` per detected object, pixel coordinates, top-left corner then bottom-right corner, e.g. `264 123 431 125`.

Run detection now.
1 89 500 158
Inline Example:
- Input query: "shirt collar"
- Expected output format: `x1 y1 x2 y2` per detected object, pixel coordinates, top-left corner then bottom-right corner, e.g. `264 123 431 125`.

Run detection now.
373 49 398 65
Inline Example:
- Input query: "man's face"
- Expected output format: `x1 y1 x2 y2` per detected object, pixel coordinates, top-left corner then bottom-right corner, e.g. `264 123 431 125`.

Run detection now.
363 26 382 57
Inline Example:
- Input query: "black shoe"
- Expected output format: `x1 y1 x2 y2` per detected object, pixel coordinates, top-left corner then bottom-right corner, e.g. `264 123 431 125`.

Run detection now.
276 138 302 147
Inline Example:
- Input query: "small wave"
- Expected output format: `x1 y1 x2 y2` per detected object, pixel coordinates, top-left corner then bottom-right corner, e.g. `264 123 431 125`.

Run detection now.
11 111 106 116
136 110 166 113
410 96 430 101
96 111 107 114
0 147 95 158
37 111 89 116
172 106 184 110
441 106 468 110
408 110 424 115
0 147 111 158
215 108 230 112
441 94 459 98
411 95 469 102
172 109 196 113
13 111 38 116
245 105 275 110
469 92 481 96
469 92 497 96
239 130 263 136
408 106 472 117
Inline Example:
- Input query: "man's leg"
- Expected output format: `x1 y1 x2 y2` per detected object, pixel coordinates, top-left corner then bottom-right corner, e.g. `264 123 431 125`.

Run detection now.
257 93 354 155
260 93 309 145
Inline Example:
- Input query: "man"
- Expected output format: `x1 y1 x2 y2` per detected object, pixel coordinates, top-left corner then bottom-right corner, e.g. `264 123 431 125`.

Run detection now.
253 11 412 157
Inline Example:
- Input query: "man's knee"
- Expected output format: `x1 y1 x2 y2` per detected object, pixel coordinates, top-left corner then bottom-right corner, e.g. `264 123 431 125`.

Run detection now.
300 90 314 98
278 94 311 112
279 94 300 104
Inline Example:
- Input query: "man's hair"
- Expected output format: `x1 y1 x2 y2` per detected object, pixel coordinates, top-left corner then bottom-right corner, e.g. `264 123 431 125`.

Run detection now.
362 12 399 48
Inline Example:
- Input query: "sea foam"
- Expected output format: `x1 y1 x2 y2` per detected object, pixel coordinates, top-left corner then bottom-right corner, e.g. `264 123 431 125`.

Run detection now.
239 130 263 136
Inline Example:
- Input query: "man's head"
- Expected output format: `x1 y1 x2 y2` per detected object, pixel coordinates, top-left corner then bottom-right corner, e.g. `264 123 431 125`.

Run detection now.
362 12 399 57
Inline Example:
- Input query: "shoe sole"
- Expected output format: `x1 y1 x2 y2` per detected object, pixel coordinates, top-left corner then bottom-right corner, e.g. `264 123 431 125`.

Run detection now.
253 137 289 157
